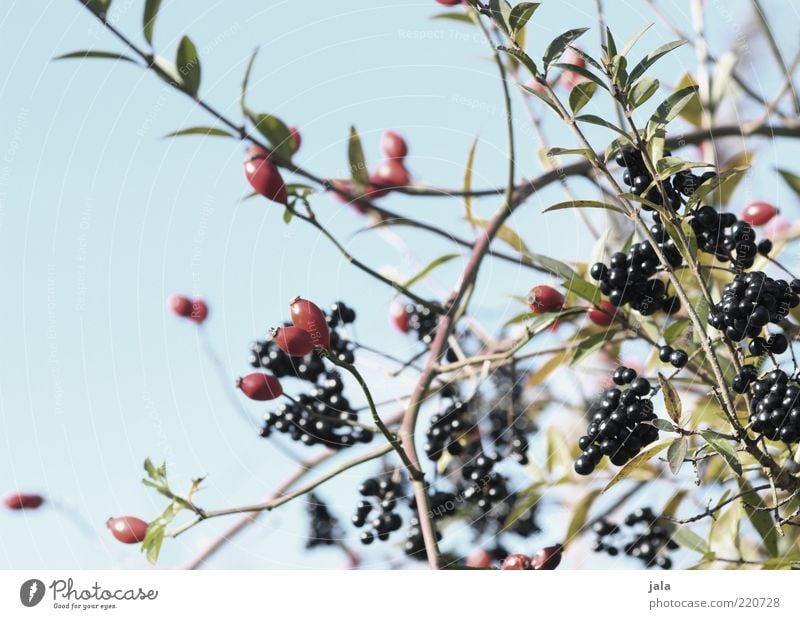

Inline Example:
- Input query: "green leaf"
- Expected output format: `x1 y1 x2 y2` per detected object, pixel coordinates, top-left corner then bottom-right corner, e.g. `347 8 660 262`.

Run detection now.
142 521 166 564
620 22 653 58
655 156 712 180
509 2 540 32
610 55 628 91
700 430 742 476
662 489 687 518
463 136 479 225
502 492 541 530
673 73 703 126
143 0 163 46
671 525 711 554
714 151 752 205
543 28 590 72
710 51 737 108
488 0 512 34
546 147 595 158
563 488 602 548
667 437 688 475
164 126 235 138
143 458 161 482
571 330 618 366
658 373 682 424
568 82 597 115
520 83 561 116
604 27 617 58
84 0 112 16
473 219 529 253
602 438 672 493
575 114 630 138
544 199 627 215
175 36 201 97
737 479 778 557
663 318 690 344
646 418 677 432
686 166 749 208
629 39 687 82
282 207 294 224
499 46 538 77
240 48 259 112
247 112 294 161
777 167 800 197
524 252 578 280
565 278 600 305
400 254 461 291
347 126 369 185
648 85 700 128
431 12 475 24
53 50 138 64
567 46 605 73
553 62 609 91
629 76 659 108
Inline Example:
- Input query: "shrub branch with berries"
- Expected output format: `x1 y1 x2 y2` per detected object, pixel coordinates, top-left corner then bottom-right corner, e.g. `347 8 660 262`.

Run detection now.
34 0 800 571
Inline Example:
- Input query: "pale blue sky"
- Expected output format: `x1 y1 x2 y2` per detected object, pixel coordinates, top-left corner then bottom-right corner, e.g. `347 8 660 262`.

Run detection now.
0 0 798 569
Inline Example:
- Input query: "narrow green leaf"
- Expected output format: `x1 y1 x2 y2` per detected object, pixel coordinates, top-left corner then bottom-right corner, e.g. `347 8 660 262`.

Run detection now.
489 0 511 34
463 136 479 225
431 12 475 24
240 48 259 112
509 2 540 32
646 418 677 432
477 220 529 252
247 112 294 161
544 199 627 215
610 55 628 91
777 167 800 197
602 438 672 493
282 207 294 224
142 522 165 564
565 278 600 305
658 372 682 423
655 156 713 179
569 82 597 115
649 85 700 128
143 0 163 46
524 252 579 281
400 254 461 291
571 330 618 366
620 22 653 58
499 46 538 77
672 525 711 554
686 166 749 208
604 27 617 58
700 430 742 476
348 126 369 185
543 27 590 71
553 62 609 91
520 83 561 116
667 437 688 475
662 489 687 518
629 39 687 82
84 0 111 16
164 126 235 138
53 50 138 64
175 36 201 97
564 488 602 547
629 76 659 108
547 147 595 158
143 458 159 482
575 114 630 138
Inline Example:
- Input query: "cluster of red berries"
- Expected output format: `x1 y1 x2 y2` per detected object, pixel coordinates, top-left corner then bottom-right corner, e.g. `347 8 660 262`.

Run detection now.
167 293 209 324
745 368 800 444
574 368 659 475
305 493 342 550
500 544 563 570
592 508 677 569
708 271 798 347
332 131 411 214
590 242 680 315
354 472 405 545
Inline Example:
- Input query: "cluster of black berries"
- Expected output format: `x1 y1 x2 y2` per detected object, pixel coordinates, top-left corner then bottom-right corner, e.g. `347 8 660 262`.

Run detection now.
672 169 718 199
425 399 471 461
617 148 681 210
574 368 660 475
590 245 680 314
592 508 677 569
744 368 800 444
688 206 772 268
657 344 689 369
404 490 454 560
305 494 342 549
259 371 373 449
353 473 405 545
249 301 357 379
486 366 536 465
404 303 438 344
708 271 798 347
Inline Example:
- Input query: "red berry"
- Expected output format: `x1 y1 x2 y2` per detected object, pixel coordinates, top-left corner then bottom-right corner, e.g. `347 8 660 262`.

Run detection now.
369 160 410 197
237 372 284 401
190 298 209 324
272 325 315 357
167 293 193 318
289 297 331 349
106 516 148 544
3 493 44 510
436 0 462 5
381 131 408 160
528 285 564 314
531 544 563 570
389 302 411 333
244 145 288 205
501 553 531 570
466 548 493 569
331 180 370 214
741 201 778 226
289 126 301 154
587 300 618 327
